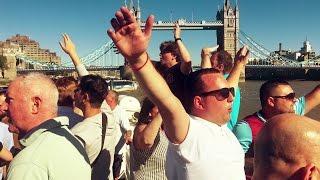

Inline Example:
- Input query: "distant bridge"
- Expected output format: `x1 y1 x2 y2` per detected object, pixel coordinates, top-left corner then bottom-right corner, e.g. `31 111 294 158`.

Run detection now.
140 19 223 30
11 0 320 80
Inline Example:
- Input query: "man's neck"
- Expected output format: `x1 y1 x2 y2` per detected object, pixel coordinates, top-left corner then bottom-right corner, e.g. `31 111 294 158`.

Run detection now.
168 61 178 68
261 108 280 120
22 116 55 139
191 111 225 126
110 104 117 111
82 106 101 118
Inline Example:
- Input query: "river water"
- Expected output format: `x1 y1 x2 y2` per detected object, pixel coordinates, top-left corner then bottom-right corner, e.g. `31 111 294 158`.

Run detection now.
122 80 320 120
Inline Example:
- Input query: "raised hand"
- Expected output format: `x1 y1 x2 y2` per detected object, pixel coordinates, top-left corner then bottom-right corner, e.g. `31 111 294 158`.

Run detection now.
201 45 220 58
201 45 219 68
59 33 76 55
107 7 154 64
235 45 250 66
174 23 181 39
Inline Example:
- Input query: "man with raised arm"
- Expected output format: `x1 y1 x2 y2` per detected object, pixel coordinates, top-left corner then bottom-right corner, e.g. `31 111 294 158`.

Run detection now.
107 7 248 180
158 23 192 104
201 45 247 130
233 79 320 177
60 36 118 180
59 34 89 77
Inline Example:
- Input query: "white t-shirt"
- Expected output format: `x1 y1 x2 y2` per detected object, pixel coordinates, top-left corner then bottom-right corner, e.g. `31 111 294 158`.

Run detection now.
71 112 117 180
166 115 245 180
0 122 14 179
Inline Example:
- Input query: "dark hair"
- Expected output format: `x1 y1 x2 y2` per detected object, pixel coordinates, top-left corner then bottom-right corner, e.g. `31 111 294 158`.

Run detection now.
55 76 78 107
79 74 109 108
260 79 290 107
0 90 6 96
159 41 181 62
138 98 156 124
184 68 221 113
211 50 233 73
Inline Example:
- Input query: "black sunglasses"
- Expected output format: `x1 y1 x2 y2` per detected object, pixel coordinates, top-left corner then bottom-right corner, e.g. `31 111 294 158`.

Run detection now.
271 92 295 101
200 87 235 101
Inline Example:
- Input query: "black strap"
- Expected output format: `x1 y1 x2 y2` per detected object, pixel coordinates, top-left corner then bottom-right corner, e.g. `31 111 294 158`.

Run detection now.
75 135 86 147
91 113 108 167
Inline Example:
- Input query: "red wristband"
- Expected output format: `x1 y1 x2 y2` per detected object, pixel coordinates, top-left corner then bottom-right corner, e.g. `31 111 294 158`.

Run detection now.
130 53 149 72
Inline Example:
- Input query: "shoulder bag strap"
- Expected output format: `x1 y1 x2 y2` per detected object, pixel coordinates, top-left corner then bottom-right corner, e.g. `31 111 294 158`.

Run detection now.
91 113 108 167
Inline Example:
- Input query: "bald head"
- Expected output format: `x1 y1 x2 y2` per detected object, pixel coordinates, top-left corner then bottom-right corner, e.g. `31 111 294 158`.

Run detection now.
253 113 320 180
7 73 59 133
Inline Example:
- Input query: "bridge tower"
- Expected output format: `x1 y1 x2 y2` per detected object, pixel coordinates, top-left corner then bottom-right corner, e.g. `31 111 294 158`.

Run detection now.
216 0 239 58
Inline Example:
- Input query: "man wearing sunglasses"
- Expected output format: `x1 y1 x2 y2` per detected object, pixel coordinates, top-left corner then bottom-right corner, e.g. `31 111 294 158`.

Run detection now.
107 7 247 180
233 79 320 177
201 46 246 131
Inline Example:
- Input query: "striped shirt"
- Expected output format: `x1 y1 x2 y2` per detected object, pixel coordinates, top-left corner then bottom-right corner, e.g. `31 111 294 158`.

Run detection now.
130 131 168 180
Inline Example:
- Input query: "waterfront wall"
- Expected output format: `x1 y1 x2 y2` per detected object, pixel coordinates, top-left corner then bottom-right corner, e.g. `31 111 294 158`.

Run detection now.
245 67 320 80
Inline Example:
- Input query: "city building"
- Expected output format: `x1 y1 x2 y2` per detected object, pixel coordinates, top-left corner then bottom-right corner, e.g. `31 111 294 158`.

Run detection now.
272 40 317 62
0 41 22 56
299 40 316 61
5 34 61 65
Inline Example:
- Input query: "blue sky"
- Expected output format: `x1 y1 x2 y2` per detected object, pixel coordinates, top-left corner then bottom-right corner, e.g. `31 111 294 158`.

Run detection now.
1 0 319 65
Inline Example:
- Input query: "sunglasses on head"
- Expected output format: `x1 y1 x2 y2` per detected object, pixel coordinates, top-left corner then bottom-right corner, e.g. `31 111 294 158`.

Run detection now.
200 87 235 101
271 92 295 100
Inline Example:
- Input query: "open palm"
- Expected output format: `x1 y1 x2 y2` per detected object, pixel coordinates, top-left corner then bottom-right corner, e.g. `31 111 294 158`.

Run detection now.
107 7 154 63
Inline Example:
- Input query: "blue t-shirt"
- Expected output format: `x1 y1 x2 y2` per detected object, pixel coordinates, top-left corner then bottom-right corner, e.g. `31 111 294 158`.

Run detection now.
223 74 241 130
233 96 306 153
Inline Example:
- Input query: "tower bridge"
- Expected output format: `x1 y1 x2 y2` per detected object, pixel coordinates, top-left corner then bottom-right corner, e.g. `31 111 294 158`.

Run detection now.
1 0 319 80
140 19 223 31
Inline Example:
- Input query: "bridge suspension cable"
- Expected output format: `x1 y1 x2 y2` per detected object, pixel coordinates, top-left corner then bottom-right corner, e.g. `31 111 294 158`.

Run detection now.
240 30 300 66
16 55 60 69
60 40 116 67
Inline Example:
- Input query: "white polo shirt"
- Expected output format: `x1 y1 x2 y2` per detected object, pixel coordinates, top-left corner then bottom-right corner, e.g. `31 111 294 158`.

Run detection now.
71 112 117 180
166 115 245 180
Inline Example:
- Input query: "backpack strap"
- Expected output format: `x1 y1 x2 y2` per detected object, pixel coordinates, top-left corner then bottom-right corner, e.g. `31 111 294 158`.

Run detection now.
91 113 108 167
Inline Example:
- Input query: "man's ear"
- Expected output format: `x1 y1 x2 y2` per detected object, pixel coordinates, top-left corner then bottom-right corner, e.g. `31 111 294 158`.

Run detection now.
267 97 275 107
31 96 41 114
172 54 177 61
83 93 89 103
305 164 320 180
289 164 320 180
193 96 204 110
218 64 224 72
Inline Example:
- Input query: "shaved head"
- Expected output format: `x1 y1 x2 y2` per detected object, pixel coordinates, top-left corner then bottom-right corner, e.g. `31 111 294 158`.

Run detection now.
253 113 320 180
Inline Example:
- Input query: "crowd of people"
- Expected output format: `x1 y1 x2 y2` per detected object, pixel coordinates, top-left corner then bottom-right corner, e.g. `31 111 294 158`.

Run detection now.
0 6 319 180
